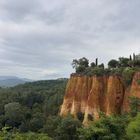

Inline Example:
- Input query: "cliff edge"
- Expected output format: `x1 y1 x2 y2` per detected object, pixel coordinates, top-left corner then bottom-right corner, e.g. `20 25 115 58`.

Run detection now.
60 72 140 124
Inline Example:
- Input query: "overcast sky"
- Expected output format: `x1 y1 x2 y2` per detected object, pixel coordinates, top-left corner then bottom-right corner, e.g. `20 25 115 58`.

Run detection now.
0 0 140 80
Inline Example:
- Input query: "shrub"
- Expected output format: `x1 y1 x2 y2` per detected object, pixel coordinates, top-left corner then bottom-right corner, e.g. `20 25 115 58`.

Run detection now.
122 68 135 85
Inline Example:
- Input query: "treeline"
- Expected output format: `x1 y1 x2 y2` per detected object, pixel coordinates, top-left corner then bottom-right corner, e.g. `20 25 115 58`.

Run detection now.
72 54 140 85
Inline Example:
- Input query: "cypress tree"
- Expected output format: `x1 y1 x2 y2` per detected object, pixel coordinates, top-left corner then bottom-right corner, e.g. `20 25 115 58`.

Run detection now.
96 58 98 66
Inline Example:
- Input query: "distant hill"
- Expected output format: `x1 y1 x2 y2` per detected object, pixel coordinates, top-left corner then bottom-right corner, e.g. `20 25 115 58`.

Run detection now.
0 76 32 87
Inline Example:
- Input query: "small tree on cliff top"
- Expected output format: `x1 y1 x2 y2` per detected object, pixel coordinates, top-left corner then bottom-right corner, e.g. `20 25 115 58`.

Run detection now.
72 57 89 73
119 57 130 67
108 59 119 68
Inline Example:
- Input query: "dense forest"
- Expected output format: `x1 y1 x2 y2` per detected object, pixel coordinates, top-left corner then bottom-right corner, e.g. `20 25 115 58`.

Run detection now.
0 79 140 140
0 55 140 139
0 79 68 139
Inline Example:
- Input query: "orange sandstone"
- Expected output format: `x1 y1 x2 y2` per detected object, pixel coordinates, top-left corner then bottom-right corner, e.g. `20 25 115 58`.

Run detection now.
60 72 140 124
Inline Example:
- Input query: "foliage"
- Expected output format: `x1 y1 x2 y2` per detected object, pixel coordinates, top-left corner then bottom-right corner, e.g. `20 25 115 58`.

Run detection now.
79 122 110 140
90 62 96 68
0 130 52 140
110 67 124 75
122 68 135 85
77 112 84 122
76 65 87 73
98 63 104 69
133 60 140 67
4 102 24 127
86 67 104 76
126 113 140 140
55 115 81 140
137 79 140 85
42 116 61 137
79 115 130 140
108 59 119 68
72 55 140 85
129 97 140 117
0 79 67 134
118 57 130 67
72 57 89 73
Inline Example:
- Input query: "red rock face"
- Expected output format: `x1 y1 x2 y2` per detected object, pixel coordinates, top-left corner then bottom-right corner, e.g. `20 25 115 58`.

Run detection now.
83 76 108 125
60 74 91 116
122 72 140 112
106 75 125 115
60 72 140 124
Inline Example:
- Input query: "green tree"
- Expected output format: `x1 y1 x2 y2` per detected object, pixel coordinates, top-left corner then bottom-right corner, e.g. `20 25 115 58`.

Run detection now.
79 57 89 67
108 59 119 68
76 65 87 73
0 131 52 140
42 116 62 138
98 63 104 69
126 113 140 140
4 102 24 127
90 62 96 68
119 57 130 67
0 79 67 132
133 60 140 67
128 60 134 67
72 57 89 73
95 58 98 66
55 115 81 140
79 115 129 140
122 68 135 85
88 67 104 76
72 59 79 69
129 97 140 117
29 113 45 132
79 123 112 140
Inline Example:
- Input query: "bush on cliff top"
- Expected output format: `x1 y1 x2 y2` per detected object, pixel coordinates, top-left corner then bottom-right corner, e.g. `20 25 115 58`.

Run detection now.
72 55 140 85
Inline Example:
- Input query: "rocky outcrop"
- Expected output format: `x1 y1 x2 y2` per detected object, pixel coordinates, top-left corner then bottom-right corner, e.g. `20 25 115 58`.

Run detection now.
60 75 91 117
106 75 125 115
83 76 108 125
60 72 140 124
122 72 140 112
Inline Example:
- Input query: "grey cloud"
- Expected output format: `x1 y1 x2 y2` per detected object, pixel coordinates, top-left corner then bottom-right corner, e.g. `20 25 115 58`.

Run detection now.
0 0 41 21
0 0 140 79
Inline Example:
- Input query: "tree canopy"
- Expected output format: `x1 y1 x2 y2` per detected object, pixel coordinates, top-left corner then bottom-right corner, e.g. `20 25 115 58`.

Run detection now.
72 54 140 85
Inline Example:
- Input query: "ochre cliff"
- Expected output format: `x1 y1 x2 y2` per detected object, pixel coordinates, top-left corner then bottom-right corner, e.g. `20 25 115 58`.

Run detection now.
60 75 91 116
122 72 140 112
60 72 140 124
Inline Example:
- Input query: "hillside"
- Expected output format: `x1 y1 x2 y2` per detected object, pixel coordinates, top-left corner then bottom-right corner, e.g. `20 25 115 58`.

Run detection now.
0 76 31 87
